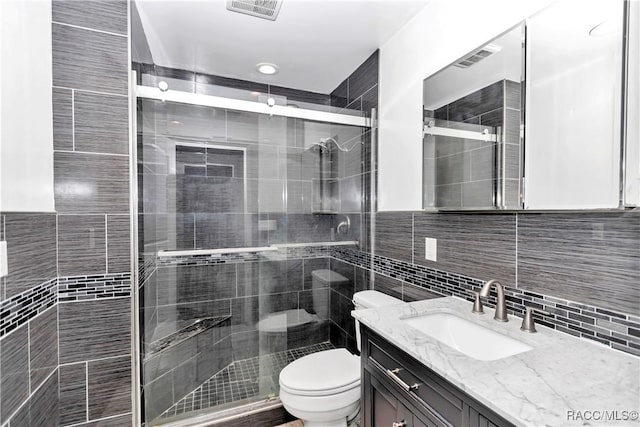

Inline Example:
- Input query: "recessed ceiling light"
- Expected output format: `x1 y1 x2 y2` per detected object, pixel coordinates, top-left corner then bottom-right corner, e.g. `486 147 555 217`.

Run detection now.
257 63 279 75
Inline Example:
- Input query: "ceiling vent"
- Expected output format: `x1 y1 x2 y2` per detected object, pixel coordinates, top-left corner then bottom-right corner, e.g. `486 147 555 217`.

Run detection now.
226 0 283 21
453 44 501 69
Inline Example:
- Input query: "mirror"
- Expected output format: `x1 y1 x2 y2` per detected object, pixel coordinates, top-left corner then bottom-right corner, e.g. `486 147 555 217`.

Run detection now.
422 24 524 210
524 0 625 209
421 0 631 212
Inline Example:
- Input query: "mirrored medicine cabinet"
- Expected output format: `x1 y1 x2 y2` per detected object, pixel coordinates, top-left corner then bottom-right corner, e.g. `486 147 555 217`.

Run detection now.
422 0 638 211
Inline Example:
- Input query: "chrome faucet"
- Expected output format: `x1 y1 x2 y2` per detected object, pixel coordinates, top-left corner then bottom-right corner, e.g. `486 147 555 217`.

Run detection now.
478 279 508 322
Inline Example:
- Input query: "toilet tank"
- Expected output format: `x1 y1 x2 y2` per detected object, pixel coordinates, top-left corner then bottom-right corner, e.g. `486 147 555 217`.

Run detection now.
353 290 403 352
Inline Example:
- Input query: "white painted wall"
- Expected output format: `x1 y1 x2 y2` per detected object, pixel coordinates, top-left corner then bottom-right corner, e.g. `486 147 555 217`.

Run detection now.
0 0 55 212
377 0 553 211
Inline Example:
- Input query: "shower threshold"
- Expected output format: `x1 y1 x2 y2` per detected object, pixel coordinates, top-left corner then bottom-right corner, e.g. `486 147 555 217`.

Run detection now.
156 341 335 425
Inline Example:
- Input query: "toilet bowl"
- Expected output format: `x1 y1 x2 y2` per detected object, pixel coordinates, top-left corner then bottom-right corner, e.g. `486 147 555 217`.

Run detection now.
279 288 404 426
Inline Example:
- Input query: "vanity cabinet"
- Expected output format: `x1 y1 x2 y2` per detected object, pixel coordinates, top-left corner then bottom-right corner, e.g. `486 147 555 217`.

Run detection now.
361 326 513 427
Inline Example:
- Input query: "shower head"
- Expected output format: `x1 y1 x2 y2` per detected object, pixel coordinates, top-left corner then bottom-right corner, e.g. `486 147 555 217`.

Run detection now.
306 136 361 153
319 137 349 152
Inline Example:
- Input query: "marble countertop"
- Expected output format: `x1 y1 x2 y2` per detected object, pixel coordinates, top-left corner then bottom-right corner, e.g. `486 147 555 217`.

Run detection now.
353 297 640 427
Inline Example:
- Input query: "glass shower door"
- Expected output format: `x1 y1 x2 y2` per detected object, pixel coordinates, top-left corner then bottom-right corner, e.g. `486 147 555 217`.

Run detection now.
137 92 367 425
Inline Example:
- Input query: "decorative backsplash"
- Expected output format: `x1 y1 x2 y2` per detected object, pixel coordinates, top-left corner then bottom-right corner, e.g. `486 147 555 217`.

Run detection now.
0 274 131 339
331 246 640 357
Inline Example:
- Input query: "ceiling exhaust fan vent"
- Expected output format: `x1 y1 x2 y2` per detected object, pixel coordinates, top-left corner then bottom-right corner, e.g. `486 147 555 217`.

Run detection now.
453 44 501 68
226 0 283 21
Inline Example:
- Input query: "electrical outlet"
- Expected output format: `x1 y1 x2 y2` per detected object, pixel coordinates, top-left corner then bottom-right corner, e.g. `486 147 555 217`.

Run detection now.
424 237 437 262
0 241 8 278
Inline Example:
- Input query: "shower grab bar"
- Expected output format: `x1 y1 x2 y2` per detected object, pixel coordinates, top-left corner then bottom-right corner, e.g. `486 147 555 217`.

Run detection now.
272 241 358 248
423 122 497 142
157 246 278 258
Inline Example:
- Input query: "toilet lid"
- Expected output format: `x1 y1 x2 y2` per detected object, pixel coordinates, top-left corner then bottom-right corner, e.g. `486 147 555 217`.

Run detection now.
279 349 360 395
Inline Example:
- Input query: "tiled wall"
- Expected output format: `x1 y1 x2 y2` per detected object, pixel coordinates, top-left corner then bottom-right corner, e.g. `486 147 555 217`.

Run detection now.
328 51 380 350
0 212 58 426
0 1 133 426
334 209 640 356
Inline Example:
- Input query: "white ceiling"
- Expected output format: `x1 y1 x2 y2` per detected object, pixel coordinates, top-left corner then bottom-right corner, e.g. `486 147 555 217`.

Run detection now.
135 0 430 94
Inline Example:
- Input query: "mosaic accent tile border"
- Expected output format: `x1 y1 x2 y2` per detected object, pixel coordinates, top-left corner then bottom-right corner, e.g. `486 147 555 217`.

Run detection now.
1 273 132 339
0 278 57 337
156 246 332 267
331 246 640 357
58 272 131 302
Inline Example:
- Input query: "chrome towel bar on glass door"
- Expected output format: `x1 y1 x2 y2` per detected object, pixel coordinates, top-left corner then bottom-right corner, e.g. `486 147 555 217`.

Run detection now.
157 246 278 257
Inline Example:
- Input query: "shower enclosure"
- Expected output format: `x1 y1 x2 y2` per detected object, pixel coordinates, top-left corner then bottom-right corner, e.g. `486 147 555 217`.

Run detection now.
134 76 370 425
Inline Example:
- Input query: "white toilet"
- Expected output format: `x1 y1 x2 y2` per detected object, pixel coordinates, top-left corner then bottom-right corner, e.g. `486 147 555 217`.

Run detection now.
279 289 404 427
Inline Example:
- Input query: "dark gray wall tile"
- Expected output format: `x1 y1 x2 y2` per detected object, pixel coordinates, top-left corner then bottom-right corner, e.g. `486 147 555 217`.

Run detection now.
231 330 259 360
374 212 413 263
52 0 127 35
79 414 132 426
74 91 129 155
330 80 348 109
88 355 132 420
144 370 174 422
413 213 517 285
59 298 131 364
348 51 379 103
10 368 58 427
447 80 503 122
402 283 443 302
59 363 87 426
361 85 379 117
330 290 355 338
237 260 303 297
327 259 355 298
339 174 363 213
156 264 235 305
518 212 640 315
54 152 130 214
194 213 258 249
155 299 231 326
0 325 29 425
149 213 195 252
29 306 58 391
52 24 128 94
372 273 403 301
285 214 333 243
329 321 356 354
58 215 106 276
108 215 131 274
53 87 73 151
3 213 57 298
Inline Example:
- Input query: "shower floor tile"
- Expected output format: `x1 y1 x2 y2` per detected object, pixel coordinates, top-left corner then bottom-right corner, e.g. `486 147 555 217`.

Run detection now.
158 341 335 422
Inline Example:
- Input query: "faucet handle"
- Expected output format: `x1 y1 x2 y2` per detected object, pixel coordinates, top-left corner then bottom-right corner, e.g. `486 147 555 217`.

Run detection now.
520 306 550 333
469 291 484 314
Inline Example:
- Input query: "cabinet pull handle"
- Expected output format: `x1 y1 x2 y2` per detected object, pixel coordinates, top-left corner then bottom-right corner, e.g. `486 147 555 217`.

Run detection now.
385 368 420 392
392 422 407 427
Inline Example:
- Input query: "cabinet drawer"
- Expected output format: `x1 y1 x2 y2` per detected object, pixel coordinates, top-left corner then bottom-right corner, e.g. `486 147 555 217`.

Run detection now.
368 340 463 426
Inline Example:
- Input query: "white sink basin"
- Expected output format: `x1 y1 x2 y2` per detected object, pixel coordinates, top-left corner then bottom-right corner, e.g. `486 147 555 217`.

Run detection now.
402 312 533 361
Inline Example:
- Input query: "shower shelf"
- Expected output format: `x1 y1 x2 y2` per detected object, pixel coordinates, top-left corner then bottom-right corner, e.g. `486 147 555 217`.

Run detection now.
145 315 231 359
